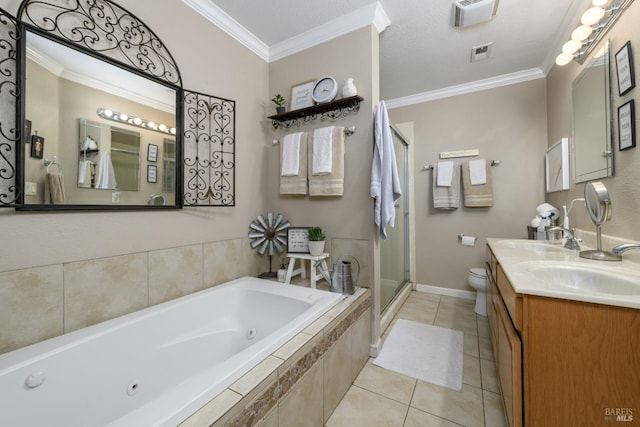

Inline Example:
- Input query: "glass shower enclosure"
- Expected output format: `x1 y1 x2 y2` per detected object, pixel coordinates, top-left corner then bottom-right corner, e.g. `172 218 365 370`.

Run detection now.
380 126 410 313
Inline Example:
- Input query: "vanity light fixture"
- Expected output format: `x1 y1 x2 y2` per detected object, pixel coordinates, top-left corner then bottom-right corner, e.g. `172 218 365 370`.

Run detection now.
96 107 176 135
554 0 631 66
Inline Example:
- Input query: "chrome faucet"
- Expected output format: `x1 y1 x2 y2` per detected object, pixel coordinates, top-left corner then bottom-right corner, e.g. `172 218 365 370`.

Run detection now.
547 226 581 251
612 243 640 255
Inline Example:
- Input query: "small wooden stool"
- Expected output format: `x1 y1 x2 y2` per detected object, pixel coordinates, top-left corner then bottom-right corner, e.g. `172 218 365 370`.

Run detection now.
284 253 330 288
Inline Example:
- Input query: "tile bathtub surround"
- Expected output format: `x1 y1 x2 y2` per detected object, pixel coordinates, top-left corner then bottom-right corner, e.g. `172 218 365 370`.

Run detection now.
179 289 371 427
0 237 268 353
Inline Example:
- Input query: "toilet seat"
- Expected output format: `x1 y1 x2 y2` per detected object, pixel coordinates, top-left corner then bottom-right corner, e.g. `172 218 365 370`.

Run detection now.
469 268 486 279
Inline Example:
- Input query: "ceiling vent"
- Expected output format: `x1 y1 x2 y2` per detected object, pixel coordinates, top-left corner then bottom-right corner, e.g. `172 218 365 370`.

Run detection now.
452 0 499 28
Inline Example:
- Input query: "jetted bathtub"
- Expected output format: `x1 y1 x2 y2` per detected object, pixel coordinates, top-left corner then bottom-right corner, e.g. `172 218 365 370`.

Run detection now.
0 276 343 426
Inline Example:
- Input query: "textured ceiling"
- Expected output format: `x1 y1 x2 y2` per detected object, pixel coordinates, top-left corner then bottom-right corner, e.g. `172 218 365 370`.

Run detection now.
205 0 592 101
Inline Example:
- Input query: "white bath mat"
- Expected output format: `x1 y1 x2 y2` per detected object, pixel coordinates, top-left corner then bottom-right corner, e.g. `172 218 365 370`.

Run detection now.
374 319 464 391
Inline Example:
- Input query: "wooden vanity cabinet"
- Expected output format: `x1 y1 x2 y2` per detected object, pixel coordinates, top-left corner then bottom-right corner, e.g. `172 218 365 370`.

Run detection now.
486 247 522 427
486 245 640 427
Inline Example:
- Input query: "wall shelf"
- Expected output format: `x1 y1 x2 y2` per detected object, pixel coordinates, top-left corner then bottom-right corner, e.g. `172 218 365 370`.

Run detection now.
267 96 364 129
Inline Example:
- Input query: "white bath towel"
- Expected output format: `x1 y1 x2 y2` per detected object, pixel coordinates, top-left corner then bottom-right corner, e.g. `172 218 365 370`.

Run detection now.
436 161 454 187
371 101 402 239
280 132 309 195
308 127 345 196
462 160 493 207
433 162 460 210
281 132 303 176
312 126 334 175
469 159 487 185
94 151 118 190
78 160 93 188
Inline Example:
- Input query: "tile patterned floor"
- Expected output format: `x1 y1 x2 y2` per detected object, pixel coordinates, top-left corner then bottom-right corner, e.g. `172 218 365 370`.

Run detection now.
325 290 507 427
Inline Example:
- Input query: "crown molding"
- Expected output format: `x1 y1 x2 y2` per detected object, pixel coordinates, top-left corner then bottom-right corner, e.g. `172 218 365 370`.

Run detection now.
385 68 546 109
181 0 270 61
183 0 389 63
270 2 390 61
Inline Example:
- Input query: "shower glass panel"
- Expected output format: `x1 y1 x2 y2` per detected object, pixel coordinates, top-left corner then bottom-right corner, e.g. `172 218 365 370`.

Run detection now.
380 126 410 313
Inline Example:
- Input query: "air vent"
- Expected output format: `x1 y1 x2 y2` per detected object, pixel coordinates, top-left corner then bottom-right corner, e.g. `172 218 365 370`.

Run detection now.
470 43 493 62
453 0 499 28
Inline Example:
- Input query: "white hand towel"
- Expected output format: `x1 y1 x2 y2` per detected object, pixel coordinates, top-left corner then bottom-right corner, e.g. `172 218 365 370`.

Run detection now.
312 126 334 175
78 160 92 188
469 159 487 185
281 132 303 176
436 161 454 187
95 151 118 190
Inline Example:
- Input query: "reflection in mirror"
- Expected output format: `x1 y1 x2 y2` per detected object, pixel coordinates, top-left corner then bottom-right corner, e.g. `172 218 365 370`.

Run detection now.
23 30 178 207
572 41 614 183
79 119 140 191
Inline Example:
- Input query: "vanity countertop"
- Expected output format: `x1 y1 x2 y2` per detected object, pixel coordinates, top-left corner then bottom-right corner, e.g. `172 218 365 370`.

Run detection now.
487 238 640 310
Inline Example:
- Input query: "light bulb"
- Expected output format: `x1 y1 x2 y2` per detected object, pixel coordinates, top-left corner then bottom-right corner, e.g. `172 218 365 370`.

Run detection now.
170 127 176 135
103 109 113 117
562 40 582 55
592 0 610 6
571 25 593 42
133 117 142 125
581 7 605 25
556 52 574 66
158 124 167 132
147 121 156 129
119 113 128 121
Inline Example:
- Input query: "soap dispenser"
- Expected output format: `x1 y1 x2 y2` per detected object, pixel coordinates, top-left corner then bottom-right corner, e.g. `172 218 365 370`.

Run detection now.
537 215 548 240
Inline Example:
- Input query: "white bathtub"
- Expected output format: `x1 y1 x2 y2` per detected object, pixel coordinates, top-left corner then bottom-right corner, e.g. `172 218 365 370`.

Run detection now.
0 277 342 426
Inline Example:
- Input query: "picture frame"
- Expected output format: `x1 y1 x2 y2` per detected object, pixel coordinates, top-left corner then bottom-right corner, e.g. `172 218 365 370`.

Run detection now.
618 99 635 151
545 137 570 192
147 144 158 162
615 41 635 96
24 119 32 144
30 135 44 159
147 165 157 183
290 80 315 110
286 227 310 254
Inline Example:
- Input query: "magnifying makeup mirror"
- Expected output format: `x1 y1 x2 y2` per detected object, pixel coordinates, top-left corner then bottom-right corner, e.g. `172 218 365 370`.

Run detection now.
579 181 621 261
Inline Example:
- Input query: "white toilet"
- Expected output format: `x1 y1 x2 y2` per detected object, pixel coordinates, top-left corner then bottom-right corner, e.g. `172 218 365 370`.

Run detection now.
468 268 488 316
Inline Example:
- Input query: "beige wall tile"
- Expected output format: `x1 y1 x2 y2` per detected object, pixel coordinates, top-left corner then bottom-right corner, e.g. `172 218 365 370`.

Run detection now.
351 310 371 381
204 239 243 286
63 253 148 332
0 265 63 354
241 237 267 278
279 361 324 427
324 328 353 421
149 244 203 305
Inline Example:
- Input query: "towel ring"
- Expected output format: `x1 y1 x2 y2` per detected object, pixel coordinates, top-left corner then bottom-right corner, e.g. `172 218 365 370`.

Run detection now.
44 156 62 172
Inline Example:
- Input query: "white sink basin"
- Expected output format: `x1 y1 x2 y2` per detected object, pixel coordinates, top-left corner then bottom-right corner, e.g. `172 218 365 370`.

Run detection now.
518 261 640 295
493 239 564 252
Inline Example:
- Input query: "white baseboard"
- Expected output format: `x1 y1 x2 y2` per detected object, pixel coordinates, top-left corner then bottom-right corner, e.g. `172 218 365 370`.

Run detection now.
415 283 476 300
369 338 382 357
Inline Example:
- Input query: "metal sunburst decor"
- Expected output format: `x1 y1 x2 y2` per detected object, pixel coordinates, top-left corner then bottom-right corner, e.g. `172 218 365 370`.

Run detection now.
248 213 290 277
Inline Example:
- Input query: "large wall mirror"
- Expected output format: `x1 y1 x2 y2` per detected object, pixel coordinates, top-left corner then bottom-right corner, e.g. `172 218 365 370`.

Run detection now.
16 0 183 210
572 41 614 184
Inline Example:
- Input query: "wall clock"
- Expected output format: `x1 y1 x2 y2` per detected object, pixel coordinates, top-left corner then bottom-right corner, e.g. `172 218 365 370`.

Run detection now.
312 76 338 104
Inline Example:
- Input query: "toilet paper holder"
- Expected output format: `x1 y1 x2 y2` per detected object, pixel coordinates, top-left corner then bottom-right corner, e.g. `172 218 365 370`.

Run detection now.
458 233 477 246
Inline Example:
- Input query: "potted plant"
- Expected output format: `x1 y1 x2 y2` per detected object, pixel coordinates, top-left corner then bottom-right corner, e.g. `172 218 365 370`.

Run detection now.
307 226 326 256
271 94 286 114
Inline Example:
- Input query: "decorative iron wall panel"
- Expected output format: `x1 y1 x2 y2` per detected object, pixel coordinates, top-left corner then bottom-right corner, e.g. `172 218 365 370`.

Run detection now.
183 90 235 207
19 0 181 86
0 9 19 206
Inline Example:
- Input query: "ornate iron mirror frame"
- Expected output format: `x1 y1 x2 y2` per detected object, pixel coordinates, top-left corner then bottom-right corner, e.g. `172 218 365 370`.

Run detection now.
0 0 236 209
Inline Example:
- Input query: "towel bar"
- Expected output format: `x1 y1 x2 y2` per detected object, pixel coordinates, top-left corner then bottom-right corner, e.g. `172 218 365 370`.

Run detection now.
272 126 356 145
422 159 501 171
